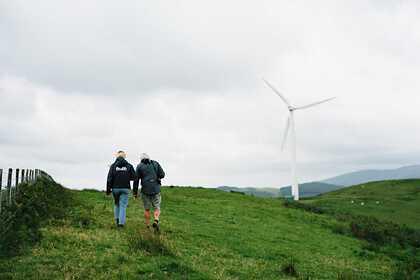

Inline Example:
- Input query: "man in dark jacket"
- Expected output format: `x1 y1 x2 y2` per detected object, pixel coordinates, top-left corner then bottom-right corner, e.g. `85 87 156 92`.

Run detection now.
107 151 136 228
133 153 165 231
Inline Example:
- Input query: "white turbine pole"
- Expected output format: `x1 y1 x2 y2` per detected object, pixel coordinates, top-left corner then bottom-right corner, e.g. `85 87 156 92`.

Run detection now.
289 111 299 200
262 78 334 201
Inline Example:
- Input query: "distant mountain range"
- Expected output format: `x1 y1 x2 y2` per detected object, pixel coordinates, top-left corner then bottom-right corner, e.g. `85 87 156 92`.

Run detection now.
217 164 420 198
321 164 420 186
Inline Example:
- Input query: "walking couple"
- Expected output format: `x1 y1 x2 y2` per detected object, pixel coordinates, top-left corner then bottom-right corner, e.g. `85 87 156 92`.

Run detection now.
106 151 165 231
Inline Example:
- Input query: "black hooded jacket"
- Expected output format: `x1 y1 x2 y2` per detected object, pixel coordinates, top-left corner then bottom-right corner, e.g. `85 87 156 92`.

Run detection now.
106 157 136 194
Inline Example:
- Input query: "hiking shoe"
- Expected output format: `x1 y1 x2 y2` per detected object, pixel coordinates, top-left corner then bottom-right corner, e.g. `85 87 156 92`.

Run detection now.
117 224 124 229
152 219 160 232
115 218 119 226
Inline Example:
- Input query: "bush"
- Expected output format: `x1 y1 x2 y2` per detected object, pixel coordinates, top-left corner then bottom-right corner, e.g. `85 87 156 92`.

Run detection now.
393 249 420 280
230 190 245 195
349 215 420 248
0 177 72 256
283 200 325 214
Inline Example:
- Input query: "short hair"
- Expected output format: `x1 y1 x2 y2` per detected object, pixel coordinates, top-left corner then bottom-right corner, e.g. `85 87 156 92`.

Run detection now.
140 153 150 160
116 151 126 158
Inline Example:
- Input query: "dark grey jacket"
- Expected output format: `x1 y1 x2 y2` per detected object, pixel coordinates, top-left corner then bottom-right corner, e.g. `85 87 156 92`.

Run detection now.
133 159 165 195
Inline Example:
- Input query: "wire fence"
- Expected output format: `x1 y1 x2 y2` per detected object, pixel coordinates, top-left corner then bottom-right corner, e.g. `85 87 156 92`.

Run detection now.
0 168 49 213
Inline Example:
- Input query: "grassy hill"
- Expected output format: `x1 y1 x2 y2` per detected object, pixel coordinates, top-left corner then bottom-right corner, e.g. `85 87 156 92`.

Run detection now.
0 186 398 279
302 179 420 229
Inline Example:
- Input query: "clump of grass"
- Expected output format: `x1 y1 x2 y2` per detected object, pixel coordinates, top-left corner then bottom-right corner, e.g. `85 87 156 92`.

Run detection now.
337 271 360 280
69 205 95 228
127 230 172 256
281 257 298 277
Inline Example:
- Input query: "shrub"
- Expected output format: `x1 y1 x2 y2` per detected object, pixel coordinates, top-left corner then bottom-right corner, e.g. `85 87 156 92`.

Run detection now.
283 200 325 214
393 249 420 280
349 215 420 248
0 177 72 256
230 190 245 195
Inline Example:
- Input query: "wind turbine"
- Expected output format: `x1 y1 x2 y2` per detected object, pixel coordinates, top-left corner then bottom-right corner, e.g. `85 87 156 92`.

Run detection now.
262 78 335 201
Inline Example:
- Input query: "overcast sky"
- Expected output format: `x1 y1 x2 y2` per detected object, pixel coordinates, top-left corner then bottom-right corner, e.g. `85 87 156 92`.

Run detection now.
1 0 420 189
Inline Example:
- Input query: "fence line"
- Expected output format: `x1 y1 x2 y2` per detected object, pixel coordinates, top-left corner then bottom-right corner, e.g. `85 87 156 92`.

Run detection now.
0 168 47 213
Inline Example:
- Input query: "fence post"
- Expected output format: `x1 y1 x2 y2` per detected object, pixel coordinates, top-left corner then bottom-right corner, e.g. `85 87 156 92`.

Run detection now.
16 168 20 185
31 170 34 181
0 169 2 212
15 168 20 197
7 168 12 205
21 169 25 183
26 169 29 182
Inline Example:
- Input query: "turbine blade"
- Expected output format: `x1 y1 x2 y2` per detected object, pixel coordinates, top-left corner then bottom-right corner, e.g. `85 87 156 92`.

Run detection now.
262 78 291 107
294 97 336 110
281 116 290 150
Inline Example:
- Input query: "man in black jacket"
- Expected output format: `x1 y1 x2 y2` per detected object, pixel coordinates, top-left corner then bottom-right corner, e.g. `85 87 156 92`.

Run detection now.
133 153 165 231
107 151 136 227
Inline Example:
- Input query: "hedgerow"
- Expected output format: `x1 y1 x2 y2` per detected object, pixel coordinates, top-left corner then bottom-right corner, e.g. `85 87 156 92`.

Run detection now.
0 176 72 256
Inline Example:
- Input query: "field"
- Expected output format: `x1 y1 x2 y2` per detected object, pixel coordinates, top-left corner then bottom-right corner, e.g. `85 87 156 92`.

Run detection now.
303 179 420 229
0 184 398 279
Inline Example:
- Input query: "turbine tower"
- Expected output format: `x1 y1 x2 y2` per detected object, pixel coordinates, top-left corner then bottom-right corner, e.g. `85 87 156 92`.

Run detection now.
263 78 335 200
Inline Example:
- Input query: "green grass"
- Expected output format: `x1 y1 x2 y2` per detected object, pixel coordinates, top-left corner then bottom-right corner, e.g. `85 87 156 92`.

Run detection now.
303 179 420 229
0 187 397 279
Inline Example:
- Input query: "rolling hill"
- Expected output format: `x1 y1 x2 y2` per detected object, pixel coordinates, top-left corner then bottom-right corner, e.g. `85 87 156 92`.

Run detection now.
0 185 397 279
303 179 420 229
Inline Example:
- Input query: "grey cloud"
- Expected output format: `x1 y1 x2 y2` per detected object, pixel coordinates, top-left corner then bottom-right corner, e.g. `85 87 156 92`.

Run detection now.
1 0 420 189
0 1 306 94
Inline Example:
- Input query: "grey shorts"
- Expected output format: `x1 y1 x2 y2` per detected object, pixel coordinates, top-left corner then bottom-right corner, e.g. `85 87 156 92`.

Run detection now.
141 193 161 210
